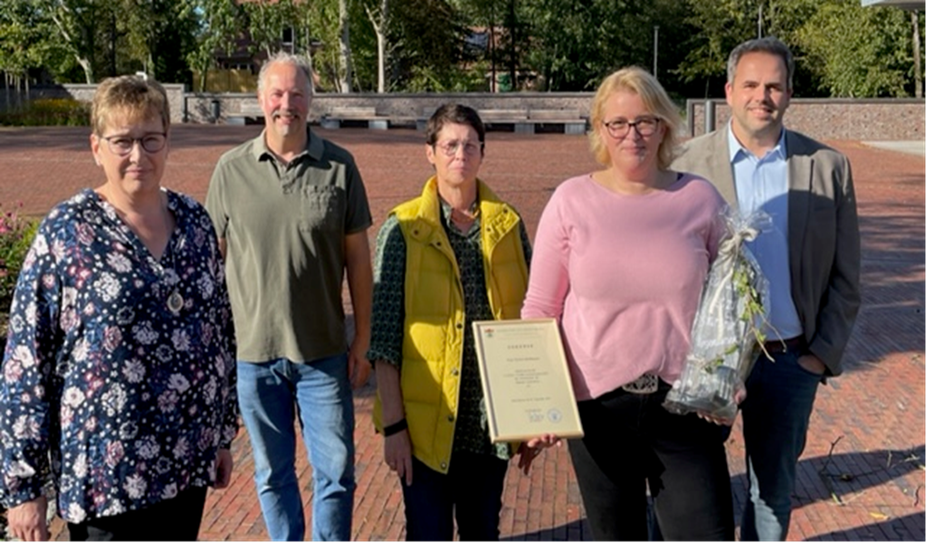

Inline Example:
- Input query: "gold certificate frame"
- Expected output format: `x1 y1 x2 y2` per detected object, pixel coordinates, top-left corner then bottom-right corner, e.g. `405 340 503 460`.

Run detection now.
472 318 584 443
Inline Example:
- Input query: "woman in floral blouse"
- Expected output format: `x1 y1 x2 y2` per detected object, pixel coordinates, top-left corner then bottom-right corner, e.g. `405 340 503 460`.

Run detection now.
0 75 238 541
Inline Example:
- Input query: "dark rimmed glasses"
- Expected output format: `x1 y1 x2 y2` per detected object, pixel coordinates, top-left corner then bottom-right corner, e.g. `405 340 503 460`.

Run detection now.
101 133 168 156
434 140 482 157
602 117 661 139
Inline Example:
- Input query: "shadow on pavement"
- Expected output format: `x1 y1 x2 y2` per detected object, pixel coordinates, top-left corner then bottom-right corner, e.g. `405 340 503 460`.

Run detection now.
807 512 926 541
841 206 925 375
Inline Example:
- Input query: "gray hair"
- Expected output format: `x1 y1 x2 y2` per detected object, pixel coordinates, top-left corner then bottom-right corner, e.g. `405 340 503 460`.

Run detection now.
258 51 314 95
727 37 794 90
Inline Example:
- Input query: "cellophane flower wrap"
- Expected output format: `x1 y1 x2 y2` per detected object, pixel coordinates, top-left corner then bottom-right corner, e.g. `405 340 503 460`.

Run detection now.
663 207 771 421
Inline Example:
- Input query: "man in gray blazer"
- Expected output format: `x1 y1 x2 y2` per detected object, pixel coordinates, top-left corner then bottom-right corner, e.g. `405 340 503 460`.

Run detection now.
673 37 860 541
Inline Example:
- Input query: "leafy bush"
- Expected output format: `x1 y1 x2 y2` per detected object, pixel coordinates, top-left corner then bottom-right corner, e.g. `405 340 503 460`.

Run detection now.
0 203 39 310
0 98 91 127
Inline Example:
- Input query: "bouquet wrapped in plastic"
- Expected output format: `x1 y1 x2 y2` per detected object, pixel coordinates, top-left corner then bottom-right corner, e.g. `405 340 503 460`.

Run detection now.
663 207 772 421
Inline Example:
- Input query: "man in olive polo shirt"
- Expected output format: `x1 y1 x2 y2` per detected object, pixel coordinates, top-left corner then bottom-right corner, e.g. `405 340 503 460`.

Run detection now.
205 52 373 541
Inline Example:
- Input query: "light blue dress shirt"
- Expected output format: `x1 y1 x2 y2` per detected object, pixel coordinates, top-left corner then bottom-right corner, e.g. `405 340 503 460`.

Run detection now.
727 125 803 340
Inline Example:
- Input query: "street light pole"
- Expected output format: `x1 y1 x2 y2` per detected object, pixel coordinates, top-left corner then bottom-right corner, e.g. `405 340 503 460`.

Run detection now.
653 25 659 79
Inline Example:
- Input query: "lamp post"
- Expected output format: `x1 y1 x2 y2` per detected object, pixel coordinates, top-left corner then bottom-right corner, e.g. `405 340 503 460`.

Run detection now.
653 25 659 79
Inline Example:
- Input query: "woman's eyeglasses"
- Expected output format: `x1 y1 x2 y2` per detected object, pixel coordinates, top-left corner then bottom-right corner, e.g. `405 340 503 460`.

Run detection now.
101 133 168 156
602 117 660 139
434 140 482 157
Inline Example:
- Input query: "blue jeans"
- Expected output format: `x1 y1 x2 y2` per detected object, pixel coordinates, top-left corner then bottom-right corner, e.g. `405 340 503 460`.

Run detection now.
401 452 509 541
739 350 820 541
237 355 356 541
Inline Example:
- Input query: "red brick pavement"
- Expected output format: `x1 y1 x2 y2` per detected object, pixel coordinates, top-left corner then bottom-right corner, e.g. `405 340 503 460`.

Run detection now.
0 126 923 541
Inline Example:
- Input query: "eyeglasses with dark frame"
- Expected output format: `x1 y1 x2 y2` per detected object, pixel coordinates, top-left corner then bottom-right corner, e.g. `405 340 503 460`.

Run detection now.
602 117 661 139
101 133 168 156
434 140 483 157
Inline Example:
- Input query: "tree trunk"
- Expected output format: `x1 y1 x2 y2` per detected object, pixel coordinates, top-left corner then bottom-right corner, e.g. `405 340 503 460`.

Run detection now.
489 4 496 93
78 57 94 84
913 11 922 99
110 10 118 77
338 0 353 93
507 0 516 91
377 0 387 93
364 0 388 93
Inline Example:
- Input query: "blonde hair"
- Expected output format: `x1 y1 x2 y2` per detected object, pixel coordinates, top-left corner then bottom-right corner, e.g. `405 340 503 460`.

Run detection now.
91 75 170 135
588 67 681 170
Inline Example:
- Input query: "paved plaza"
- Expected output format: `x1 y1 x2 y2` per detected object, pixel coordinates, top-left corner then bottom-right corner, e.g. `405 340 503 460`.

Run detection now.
0 125 923 541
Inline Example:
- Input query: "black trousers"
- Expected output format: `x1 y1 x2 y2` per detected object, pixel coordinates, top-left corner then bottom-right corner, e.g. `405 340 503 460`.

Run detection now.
67 485 208 541
569 382 734 541
401 451 509 541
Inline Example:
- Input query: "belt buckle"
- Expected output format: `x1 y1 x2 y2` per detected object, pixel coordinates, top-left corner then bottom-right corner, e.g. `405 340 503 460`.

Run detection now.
622 373 658 395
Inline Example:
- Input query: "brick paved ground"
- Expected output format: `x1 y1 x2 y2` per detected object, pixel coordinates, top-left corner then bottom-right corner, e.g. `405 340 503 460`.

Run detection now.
0 126 923 541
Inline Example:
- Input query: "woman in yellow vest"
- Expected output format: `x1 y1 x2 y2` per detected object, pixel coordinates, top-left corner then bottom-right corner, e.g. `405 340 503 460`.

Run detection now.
368 104 548 540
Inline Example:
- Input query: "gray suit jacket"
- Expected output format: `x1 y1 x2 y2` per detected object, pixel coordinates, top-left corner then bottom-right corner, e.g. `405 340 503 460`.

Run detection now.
672 128 861 376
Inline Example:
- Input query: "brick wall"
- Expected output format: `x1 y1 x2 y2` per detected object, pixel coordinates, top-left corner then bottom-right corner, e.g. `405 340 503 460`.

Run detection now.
10 84 926 141
19 84 187 125
687 98 925 141
182 91 593 124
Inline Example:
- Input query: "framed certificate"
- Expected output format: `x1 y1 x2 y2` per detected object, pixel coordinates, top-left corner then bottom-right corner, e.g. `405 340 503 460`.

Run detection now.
472 318 584 443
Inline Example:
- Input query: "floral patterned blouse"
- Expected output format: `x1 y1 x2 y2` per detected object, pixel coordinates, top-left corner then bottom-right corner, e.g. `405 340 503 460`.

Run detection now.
0 188 238 523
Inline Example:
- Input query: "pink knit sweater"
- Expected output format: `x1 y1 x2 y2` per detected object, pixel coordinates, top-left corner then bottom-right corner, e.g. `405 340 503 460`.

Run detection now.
522 173 726 401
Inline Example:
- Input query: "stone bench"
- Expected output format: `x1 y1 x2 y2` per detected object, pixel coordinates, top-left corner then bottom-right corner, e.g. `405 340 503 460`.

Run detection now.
478 109 533 133
226 100 264 125
528 109 587 135
476 108 587 134
321 106 389 130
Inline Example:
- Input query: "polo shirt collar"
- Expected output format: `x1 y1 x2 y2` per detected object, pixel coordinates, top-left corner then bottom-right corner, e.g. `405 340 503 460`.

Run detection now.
251 127 322 162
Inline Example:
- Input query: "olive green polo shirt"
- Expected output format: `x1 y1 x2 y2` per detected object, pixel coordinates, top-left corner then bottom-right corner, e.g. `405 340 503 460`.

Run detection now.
205 129 372 363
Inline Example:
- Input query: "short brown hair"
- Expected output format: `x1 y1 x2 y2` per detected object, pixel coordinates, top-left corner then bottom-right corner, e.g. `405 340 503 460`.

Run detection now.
424 104 485 153
588 67 680 170
91 75 170 135
728 37 794 90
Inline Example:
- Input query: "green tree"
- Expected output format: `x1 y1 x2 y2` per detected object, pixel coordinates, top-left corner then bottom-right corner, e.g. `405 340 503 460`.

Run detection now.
298 0 346 92
795 1 914 97
387 0 477 91
241 0 296 57
0 1 53 107
517 0 656 92
183 0 243 92
37 0 102 83
675 0 759 97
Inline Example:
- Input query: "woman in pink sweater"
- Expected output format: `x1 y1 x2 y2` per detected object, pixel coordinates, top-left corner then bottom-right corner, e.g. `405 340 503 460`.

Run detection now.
521 67 734 540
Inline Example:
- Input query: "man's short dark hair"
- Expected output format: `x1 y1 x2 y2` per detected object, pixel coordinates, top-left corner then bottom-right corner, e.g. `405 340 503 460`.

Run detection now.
425 104 486 150
727 37 795 90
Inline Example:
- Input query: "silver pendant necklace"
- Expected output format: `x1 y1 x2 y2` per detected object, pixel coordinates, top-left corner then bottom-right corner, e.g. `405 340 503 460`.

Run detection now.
161 198 183 315
167 289 184 315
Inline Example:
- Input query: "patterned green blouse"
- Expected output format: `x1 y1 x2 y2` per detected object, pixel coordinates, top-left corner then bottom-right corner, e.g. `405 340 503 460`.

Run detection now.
368 198 532 460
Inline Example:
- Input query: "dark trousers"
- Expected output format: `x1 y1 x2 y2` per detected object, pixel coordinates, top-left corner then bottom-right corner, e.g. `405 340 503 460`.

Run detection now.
569 382 734 541
67 485 208 541
400 451 508 541
739 350 821 541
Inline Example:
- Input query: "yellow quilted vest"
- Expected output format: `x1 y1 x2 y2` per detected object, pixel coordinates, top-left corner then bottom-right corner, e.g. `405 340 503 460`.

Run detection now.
373 176 528 474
